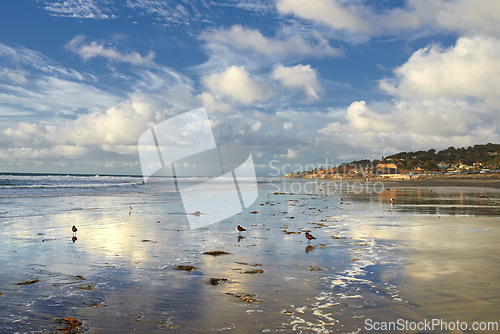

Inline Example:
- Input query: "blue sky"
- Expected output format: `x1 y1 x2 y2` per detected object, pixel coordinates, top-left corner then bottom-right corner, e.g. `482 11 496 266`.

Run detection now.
1 0 499 175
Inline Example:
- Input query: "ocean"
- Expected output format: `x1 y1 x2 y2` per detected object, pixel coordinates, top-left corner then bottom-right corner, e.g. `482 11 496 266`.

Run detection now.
0 173 499 333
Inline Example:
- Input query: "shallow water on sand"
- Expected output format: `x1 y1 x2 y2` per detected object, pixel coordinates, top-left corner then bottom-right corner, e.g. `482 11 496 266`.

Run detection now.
0 177 499 333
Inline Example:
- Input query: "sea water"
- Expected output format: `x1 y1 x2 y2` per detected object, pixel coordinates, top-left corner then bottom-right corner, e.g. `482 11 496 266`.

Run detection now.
0 174 499 333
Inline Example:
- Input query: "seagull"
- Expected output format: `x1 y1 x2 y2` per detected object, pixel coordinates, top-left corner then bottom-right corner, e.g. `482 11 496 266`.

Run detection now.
390 198 396 203
305 232 316 242
237 225 246 232
72 225 78 235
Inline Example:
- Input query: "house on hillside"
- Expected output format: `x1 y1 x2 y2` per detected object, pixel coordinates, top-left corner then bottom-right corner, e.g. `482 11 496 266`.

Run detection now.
410 167 425 174
438 162 450 170
376 163 398 175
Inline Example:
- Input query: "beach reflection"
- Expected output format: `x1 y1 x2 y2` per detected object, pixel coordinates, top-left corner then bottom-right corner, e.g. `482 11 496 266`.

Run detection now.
1 182 499 332
379 186 500 216
347 213 500 324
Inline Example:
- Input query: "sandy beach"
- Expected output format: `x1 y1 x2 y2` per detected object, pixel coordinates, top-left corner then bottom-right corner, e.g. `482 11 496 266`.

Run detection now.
0 176 499 333
382 173 500 189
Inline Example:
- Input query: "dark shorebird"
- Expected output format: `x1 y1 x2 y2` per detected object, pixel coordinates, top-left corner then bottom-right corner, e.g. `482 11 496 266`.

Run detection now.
237 225 246 232
305 232 316 243
72 225 78 235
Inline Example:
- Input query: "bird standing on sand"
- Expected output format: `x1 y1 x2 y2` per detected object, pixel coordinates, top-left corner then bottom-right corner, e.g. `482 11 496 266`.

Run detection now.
237 225 246 232
305 232 316 242
72 225 78 235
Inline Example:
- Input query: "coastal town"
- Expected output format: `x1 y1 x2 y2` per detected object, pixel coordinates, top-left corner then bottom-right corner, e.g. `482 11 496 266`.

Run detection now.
285 143 500 180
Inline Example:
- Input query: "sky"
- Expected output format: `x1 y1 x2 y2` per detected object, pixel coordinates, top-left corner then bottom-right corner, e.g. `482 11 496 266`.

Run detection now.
1 0 499 176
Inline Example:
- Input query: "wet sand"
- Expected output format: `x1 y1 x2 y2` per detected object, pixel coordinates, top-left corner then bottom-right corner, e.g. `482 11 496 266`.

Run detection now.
383 174 500 189
1 181 499 333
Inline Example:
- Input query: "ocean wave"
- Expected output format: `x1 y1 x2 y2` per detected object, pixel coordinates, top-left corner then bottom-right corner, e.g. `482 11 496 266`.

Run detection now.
0 182 144 189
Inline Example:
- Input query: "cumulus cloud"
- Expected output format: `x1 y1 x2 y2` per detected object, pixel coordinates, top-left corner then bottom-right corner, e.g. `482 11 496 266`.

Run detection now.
61 94 162 147
204 25 340 58
276 0 500 38
1 93 173 162
380 36 500 105
66 35 156 66
201 65 276 104
277 0 368 32
343 101 397 132
271 63 322 102
316 98 500 160
196 92 235 114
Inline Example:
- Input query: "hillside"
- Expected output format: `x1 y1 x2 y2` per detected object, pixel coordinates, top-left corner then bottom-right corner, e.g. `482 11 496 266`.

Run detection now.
383 143 500 171
285 143 500 178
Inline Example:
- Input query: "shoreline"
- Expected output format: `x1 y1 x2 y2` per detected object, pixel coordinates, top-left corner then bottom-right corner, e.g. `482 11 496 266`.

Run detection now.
381 176 500 189
285 173 500 189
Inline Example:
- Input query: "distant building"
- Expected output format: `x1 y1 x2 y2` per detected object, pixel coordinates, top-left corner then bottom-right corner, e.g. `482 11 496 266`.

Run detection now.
438 162 450 170
377 163 398 174
411 167 425 173
377 163 397 169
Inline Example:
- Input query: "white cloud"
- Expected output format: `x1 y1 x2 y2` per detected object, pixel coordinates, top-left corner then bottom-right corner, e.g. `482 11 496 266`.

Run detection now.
205 25 340 58
343 101 397 132
316 98 500 159
0 68 28 85
282 122 293 130
61 93 161 146
201 65 276 104
43 0 113 19
277 0 368 32
276 0 500 38
125 0 210 25
380 36 500 105
0 40 207 174
0 43 94 81
1 93 171 162
196 92 235 114
271 63 322 102
0 75 121 117
0 43 120 118
66 36 156 66
432 0 500 37
53 144 89 156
